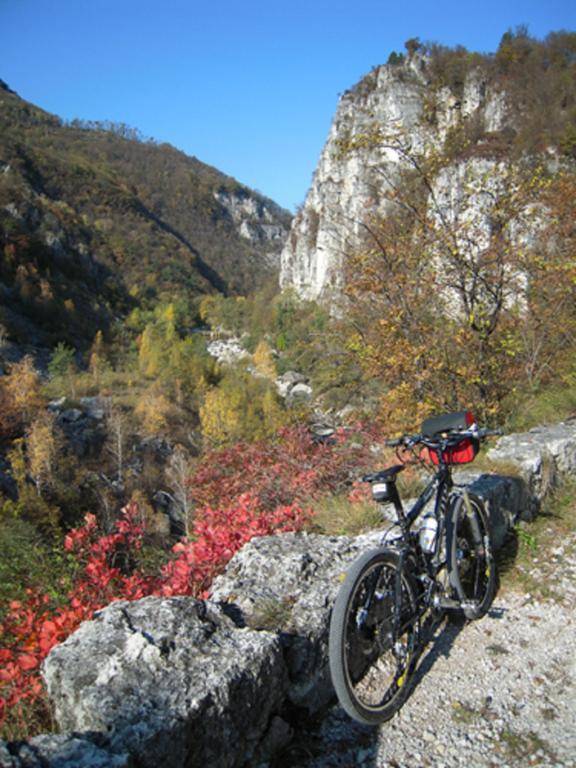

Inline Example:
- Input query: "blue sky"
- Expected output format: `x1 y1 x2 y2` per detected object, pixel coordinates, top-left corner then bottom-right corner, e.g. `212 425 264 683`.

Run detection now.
1 0 575 211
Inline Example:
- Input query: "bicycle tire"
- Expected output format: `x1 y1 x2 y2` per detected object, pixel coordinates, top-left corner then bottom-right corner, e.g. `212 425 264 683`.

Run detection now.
328 548 418 724
447 493 496 620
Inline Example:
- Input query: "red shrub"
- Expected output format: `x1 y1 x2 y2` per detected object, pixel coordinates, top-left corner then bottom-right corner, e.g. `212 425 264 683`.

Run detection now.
0 423 380 738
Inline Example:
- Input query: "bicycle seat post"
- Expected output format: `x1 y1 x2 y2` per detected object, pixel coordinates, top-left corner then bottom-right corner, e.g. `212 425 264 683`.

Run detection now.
390 484 409 534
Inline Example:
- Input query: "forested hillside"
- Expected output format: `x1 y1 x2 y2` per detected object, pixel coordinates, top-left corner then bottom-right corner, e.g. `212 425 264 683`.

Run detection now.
0 79 290 349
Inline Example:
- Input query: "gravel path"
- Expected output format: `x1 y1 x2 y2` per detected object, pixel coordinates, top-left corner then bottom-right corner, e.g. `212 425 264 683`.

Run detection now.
276 537 576 768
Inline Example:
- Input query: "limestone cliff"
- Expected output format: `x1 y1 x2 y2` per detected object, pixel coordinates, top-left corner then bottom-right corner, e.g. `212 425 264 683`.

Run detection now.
279 50 554 301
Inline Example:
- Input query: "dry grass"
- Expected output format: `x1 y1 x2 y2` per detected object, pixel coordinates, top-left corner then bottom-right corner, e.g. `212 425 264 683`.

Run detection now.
248 597 297 632
311 495 385 537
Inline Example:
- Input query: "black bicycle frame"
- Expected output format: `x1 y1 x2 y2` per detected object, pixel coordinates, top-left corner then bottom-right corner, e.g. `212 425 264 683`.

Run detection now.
386 464 453 540
365 450 458 641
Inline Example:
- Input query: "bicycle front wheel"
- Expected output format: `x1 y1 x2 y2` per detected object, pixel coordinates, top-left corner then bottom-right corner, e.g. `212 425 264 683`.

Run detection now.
448 493 496 620
328 548 418 724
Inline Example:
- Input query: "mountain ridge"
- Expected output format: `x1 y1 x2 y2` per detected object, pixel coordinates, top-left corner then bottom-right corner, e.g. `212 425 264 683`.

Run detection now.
0 81 291 349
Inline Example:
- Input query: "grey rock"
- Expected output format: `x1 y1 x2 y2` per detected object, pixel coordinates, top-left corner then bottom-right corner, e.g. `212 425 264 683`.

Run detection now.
79 397 107 421
47 397 67 412
42 596 286 768
59 408 83 424
276 370 308 398
286 382 313 403
56 408 104 458
278 370 309 387
0 743 16 768
213 189 289 262
211 530 382 712
452 470 535 547
487 421 576 498
206 337 249 365
0 735 132 767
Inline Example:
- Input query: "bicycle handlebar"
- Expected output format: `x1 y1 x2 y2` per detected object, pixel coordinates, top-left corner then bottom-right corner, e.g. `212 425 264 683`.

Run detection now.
384 426 502 449
477 428 503 438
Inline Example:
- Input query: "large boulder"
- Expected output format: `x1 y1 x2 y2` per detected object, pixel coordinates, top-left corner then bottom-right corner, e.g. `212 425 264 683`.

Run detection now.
41 597 288 768
211 530 382 713
0 734 132 767
487 420 576 498
449 470 534 547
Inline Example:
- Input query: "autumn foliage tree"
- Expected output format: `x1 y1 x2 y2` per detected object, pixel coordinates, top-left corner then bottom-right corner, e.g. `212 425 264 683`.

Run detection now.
340 133 576 430
199 371 287 447
2 356 44 429
513 172 576 389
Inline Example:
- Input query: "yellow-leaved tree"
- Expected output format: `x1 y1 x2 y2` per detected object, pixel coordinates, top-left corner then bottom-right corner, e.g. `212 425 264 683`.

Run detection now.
199 372 286 447
4 356 44 427
26 412 59 498
138 325 163 378
253 340 277 379
89 330 109 385
135 387 174 435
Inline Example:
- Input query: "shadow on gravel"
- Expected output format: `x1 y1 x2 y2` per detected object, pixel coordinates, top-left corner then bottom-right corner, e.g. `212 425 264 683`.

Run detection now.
271 710 379 768
410 613 467 688
271 617 470 768
273 602 516 768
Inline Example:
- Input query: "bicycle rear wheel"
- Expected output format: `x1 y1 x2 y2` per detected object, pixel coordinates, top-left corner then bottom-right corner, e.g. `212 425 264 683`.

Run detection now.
447 493 496 620
328 549 418 724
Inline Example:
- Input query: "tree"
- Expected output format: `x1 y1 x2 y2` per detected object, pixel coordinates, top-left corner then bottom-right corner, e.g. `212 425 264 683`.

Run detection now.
134 388 173 435
404 37 421 57
89 330 108 385
26 413 59 498
0 384 18 440
387 52 405 66
48 343 77 398
105 407 130 484
138 325 163 378
513 172 576 388
165 446 195 536
339 131 575 429
253 340 276 379
163 303 176 342
4 356 43 426
199 373 287 447
5 437 61 532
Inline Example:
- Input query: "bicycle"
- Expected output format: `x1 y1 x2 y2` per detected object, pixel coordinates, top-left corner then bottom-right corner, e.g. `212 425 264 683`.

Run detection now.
328 410 501 725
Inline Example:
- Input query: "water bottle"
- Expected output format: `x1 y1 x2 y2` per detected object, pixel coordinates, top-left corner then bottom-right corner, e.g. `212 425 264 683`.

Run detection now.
419 514 438 553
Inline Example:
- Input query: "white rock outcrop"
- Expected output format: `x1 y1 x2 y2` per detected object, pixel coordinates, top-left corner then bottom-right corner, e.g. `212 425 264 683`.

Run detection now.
279 54 518 301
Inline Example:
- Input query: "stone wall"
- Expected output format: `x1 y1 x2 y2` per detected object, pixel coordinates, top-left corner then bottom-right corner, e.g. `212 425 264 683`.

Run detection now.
2 421 576 768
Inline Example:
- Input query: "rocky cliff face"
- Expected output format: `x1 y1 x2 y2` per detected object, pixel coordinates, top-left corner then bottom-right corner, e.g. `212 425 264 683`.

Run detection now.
279 54 526 301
